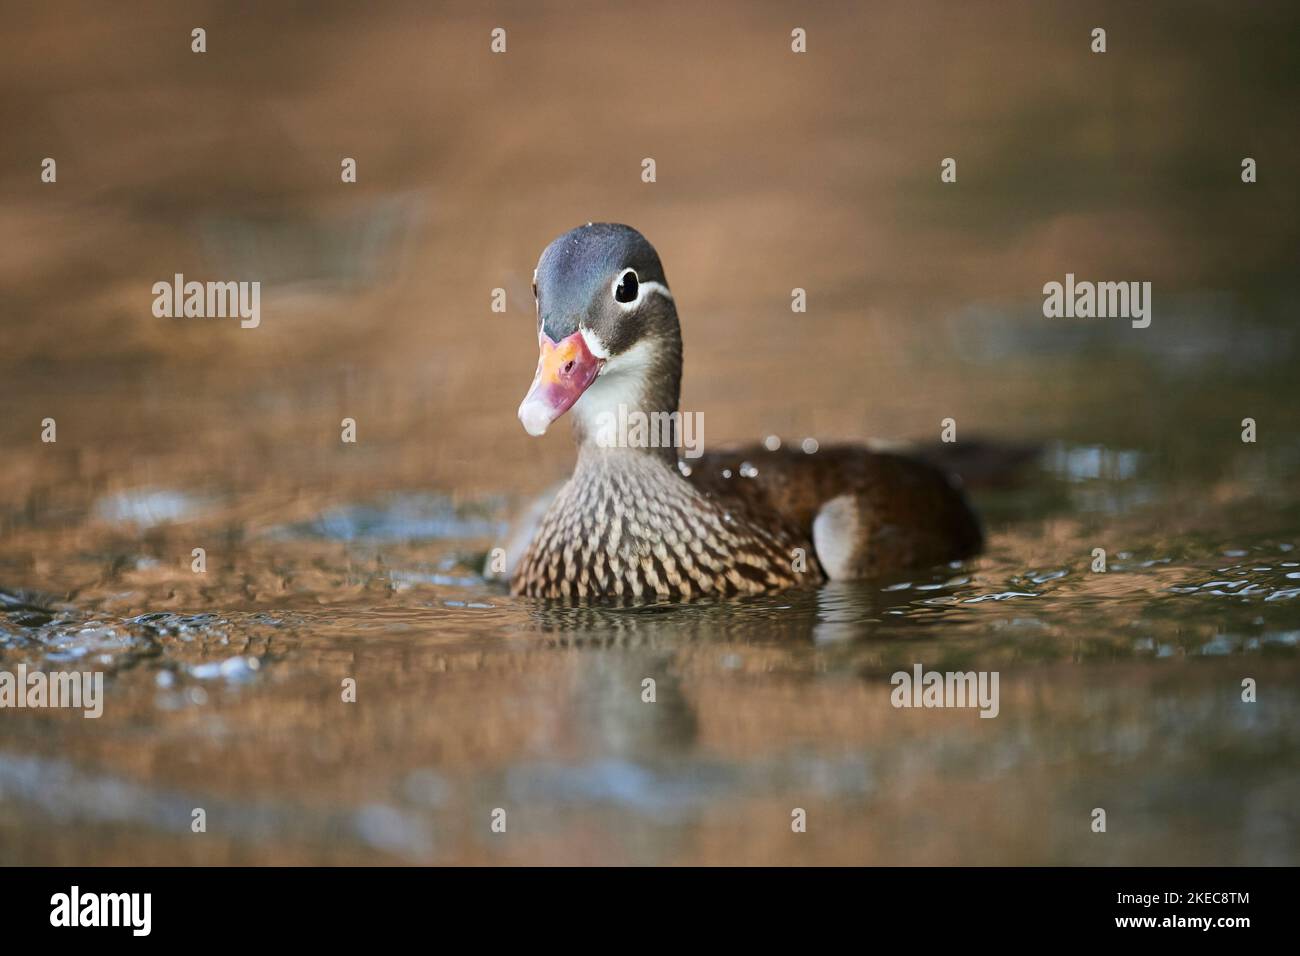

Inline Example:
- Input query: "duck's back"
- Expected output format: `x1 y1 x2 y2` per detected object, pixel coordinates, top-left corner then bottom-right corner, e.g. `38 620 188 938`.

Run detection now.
683 443 983 576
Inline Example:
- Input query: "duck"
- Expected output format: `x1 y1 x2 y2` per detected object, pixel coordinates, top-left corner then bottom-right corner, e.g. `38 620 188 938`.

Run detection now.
501 223 983 600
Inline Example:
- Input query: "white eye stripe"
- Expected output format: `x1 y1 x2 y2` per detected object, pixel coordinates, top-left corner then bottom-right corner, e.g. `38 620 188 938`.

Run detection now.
610 269 673 311
639 281 673 302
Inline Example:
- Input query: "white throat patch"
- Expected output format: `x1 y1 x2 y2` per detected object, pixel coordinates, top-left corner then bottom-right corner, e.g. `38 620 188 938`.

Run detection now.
572 337 658 432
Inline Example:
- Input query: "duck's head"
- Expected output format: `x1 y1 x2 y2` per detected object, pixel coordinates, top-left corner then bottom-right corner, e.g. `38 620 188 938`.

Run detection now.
517 223 681 441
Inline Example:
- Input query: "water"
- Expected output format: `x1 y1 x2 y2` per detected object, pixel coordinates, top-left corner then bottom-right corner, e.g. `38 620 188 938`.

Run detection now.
3 2 1299 865
4 422 1299 864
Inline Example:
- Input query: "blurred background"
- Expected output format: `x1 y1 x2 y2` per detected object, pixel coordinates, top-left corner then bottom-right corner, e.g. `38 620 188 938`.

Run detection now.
1 1 1298 865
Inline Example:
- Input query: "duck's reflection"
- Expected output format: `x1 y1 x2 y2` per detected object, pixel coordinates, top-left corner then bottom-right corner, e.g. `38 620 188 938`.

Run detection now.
574 651 699 755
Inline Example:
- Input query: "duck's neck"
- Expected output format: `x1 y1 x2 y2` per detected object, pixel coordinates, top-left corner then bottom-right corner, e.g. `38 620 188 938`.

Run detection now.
570 335 683 467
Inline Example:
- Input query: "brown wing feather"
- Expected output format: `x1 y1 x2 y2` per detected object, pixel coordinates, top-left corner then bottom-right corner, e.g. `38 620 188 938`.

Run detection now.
683 444 983 568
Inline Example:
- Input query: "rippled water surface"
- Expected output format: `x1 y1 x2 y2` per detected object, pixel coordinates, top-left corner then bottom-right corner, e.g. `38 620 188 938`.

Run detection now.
3 1 1299 864
4 427 1299 865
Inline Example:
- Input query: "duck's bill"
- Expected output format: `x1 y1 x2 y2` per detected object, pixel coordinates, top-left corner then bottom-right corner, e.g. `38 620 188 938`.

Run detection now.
517 331 603 436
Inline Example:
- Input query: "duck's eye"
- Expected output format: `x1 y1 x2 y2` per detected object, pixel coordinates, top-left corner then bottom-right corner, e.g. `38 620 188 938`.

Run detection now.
614 269 639 304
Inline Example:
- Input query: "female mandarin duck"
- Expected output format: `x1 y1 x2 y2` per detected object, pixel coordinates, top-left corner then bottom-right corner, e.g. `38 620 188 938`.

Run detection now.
504 223 982 600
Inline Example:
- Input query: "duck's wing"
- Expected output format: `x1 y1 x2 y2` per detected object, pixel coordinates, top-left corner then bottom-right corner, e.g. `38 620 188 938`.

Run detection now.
683 444 984 575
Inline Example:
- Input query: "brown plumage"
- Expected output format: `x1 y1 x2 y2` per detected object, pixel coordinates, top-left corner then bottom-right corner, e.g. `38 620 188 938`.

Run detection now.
515 446 820 600
503 223 984 601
